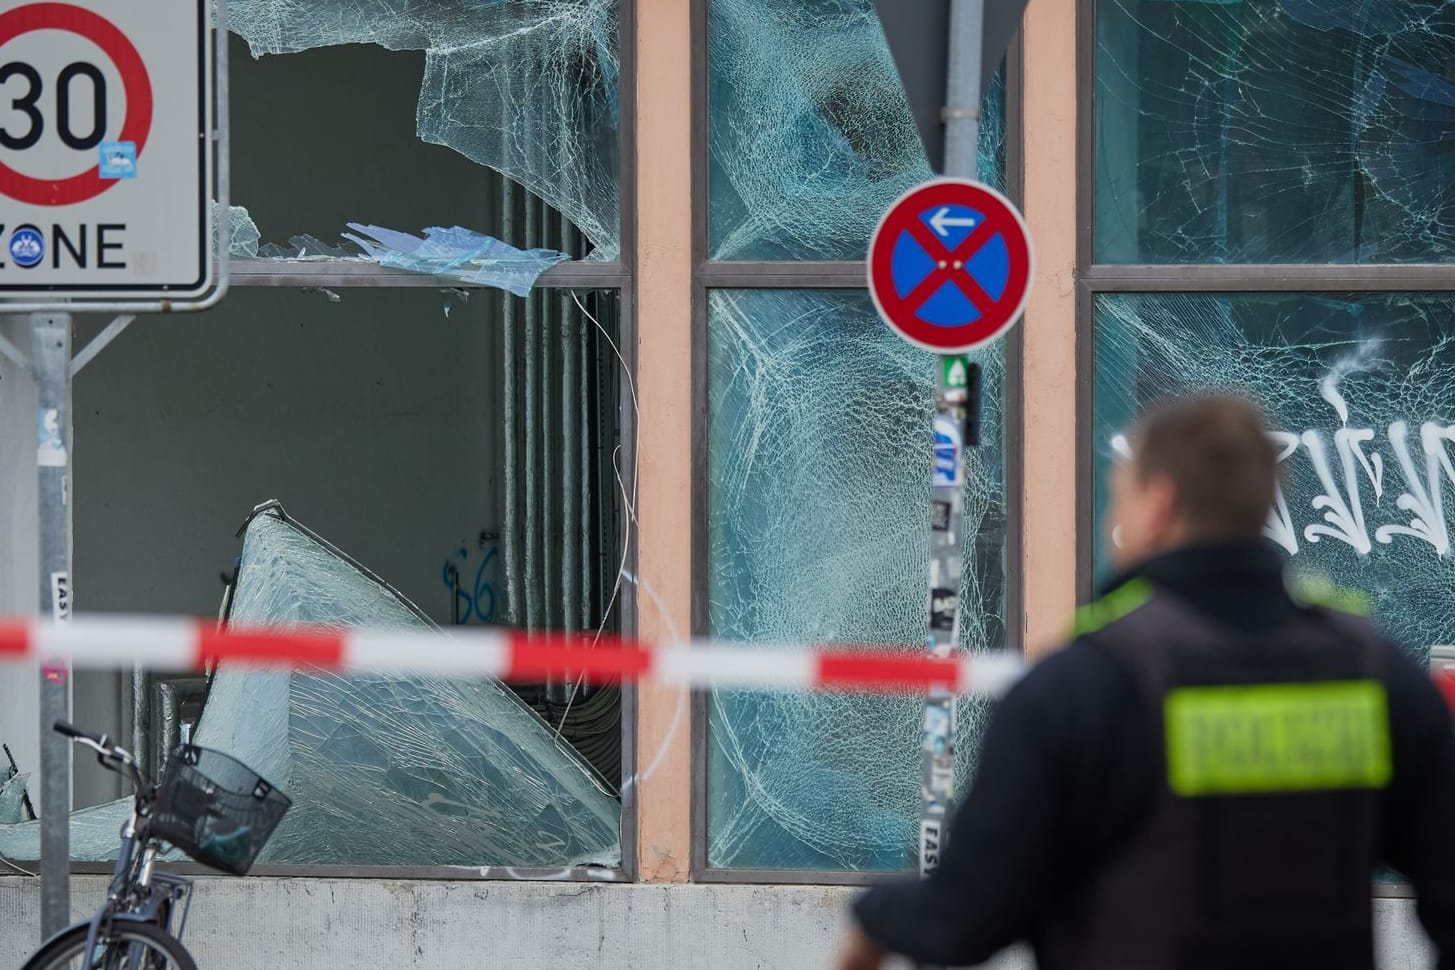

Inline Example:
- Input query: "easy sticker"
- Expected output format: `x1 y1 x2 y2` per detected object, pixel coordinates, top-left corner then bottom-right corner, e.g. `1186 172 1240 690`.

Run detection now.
50 572 70 622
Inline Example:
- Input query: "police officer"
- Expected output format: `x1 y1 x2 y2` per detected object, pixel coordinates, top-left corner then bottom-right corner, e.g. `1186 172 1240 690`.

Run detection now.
838 394 1455 970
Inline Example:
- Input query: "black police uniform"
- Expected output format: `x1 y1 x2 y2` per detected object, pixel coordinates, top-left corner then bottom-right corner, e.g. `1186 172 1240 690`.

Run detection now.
853 541 1455 970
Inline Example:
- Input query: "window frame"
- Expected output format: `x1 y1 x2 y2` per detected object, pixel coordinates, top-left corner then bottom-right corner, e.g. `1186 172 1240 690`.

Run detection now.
1075 0 1455 902
1073 0 1455 600
60 3 641 884
687 0 1027 884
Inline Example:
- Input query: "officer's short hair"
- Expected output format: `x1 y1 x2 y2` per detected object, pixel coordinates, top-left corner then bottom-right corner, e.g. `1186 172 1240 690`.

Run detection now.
1130 394 1277 540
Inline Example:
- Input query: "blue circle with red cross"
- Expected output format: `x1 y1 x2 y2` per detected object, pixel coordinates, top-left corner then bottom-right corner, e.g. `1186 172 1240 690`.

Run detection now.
868 179 1033 353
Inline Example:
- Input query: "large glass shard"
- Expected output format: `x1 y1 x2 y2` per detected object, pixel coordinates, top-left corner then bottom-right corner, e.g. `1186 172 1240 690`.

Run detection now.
214 508 621 866
708 0 1005 259
247 222 569 296
0 508 620 867
706 290 1007 869
228 0 621 258
0 773 29 824
213 203 261 258
344 224 569 297
1094 292 1455 659
1097 0 1455 263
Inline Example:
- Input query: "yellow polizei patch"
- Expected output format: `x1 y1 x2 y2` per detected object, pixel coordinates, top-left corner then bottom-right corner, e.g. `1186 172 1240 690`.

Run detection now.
1165 680 1391 796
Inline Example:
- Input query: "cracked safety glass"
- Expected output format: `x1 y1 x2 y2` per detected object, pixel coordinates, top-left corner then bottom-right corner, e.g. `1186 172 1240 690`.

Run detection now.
705 289 1008 869
1097 0 1455 263
1094 292 1455 659
708 0 1005 260
221 0 619 284
702 2 1012 871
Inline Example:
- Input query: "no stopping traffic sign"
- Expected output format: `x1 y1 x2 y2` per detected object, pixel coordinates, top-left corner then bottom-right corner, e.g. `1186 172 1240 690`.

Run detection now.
868 179 1033 354
0 0 214 300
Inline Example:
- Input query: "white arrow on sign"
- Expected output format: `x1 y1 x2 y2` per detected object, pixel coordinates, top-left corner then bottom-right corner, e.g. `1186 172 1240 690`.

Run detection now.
929 206 978 238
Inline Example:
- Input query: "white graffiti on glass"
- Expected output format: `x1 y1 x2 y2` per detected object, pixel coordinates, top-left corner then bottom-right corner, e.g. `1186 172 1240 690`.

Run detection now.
1111 379 1455 559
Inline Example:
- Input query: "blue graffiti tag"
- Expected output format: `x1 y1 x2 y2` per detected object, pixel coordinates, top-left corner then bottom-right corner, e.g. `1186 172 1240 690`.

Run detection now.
442 541 500 625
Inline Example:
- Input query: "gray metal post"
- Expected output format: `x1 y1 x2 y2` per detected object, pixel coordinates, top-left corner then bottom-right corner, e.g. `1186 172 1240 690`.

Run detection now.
33 312 72 937
914 0 986 955
944 0 986 178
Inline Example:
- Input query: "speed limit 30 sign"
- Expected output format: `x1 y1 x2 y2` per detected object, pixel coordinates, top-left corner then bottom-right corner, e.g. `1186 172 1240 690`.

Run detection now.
0 0 216 300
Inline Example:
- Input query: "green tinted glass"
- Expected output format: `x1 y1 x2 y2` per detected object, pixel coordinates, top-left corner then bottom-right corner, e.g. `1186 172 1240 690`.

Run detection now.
1166 681 1391 796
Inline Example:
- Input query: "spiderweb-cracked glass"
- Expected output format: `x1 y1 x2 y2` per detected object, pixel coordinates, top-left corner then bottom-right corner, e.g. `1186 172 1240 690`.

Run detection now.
1097 0 1455 263
228 0 620 258
219 509 620 866
704 3 1010 870
707 290 1008 870
1094 293 1455 659
709 0 1005 259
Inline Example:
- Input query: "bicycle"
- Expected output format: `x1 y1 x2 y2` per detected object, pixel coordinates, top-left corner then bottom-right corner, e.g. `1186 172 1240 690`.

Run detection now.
22 720 291 970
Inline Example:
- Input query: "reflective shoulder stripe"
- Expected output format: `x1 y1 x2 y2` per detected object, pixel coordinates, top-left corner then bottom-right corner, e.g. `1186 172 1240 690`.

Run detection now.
1071 578 1154 638
1165 680 1392 796
1289 574 1372 616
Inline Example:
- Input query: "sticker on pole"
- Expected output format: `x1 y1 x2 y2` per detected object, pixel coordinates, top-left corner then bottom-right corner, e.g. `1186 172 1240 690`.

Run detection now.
868 179 1033 354
0 0 215 300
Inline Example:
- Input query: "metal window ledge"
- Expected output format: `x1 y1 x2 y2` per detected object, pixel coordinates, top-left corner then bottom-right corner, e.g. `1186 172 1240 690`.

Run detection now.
57 861 630 882
226 259 628 290
697 261 867 288
1082 264 1455 292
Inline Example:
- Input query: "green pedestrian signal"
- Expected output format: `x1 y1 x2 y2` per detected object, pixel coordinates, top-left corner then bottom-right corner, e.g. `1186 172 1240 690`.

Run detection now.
943 356 970 390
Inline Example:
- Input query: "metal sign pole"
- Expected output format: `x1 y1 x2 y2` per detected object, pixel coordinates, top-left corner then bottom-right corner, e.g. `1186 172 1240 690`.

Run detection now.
8 0 231 936
916 0 986 922
32 312 73 936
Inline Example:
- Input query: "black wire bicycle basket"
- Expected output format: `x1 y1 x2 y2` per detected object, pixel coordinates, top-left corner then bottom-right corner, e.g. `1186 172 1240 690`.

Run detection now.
150 745 291 876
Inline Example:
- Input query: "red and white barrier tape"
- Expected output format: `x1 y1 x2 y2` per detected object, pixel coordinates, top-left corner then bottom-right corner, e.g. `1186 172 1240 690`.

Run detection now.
0 616 1026 697
1429 654 1455 711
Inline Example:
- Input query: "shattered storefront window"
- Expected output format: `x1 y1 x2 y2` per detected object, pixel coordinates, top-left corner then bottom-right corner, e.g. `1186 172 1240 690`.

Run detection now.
703 2 1010 871
0 280 626 868
706 291 1008 870
1094 293 1455 658
0 510 621 868
1097 0 1455 263
222 0 619 276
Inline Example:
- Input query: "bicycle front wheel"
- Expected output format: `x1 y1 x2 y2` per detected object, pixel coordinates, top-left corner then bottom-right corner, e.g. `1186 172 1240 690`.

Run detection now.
21 919 197 970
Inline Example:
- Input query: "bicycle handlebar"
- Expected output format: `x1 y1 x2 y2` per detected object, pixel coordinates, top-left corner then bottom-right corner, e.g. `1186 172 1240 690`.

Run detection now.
52 720 149 791
53 719 104 746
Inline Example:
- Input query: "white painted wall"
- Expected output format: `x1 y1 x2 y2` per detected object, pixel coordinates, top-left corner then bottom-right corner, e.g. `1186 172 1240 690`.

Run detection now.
0 317 41 811
0 878 1431 970
69 288 501 624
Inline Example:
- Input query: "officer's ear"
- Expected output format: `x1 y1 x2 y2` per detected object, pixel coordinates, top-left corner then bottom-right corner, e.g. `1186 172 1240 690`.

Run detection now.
1141 471 1185 545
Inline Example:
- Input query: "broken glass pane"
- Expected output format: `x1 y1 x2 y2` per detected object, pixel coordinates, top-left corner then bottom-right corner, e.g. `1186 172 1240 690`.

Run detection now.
708 0 1006 259
239 221 569 297
706 289 1007 869
212 203 261 259
217 508 620 866
0 772 28 824
227 2 620 258
0 508 621 867
1094 292 1455 658
1097 0 1455 263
